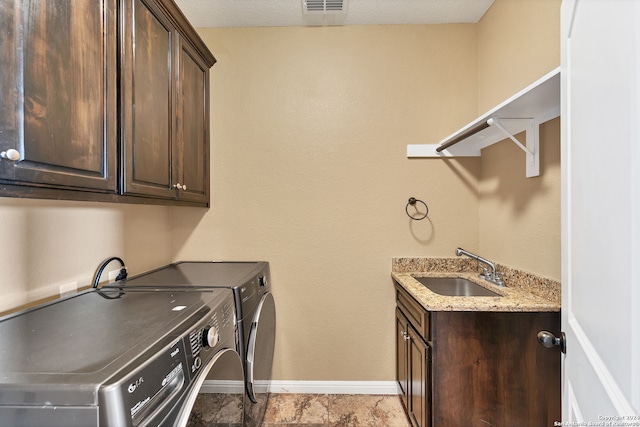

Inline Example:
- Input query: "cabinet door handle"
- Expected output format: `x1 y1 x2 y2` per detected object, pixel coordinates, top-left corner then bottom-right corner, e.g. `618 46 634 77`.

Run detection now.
402 331 411 341
173 183 183 190
1 149 21 161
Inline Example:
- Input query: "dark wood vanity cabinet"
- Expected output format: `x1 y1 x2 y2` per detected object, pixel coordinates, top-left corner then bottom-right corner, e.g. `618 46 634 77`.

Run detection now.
0 0 214 205
395 282 561 427
0 0 118 193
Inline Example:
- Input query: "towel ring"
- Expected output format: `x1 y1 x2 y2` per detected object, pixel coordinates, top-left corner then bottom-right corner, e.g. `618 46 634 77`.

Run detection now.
406 197 429 220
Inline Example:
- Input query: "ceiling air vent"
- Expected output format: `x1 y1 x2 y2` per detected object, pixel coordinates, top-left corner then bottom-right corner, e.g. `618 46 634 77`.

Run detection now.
303 0 347 14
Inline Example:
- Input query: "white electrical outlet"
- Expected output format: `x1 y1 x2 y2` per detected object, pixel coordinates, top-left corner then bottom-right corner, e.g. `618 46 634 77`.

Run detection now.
59 282 78 298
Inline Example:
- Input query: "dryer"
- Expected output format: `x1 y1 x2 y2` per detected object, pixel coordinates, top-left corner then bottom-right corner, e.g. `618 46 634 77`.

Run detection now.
117 261 276 427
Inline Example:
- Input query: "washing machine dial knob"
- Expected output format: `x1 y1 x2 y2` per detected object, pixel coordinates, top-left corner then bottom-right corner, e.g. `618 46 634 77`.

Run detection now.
202 326 220 348
259 276 268 287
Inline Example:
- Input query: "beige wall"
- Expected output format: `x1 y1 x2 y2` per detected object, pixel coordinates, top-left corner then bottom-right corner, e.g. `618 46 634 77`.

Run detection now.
172 25 480 381
173 1 562 382
478 0 561 112
0 198 173 313
477 0 562 279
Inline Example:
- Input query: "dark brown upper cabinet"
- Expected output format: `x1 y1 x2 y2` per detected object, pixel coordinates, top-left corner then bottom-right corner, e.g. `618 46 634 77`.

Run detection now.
120 0 177 200
175 37 210 204
0 0 215 206
120 0 212 204
0 0 118 192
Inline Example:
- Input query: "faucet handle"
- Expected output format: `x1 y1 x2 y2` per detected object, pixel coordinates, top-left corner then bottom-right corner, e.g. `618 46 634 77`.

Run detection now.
492 271 504 286
478 269 505 286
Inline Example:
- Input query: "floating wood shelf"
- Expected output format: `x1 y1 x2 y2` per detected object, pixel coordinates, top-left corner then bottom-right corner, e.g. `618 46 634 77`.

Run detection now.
407 67 561 178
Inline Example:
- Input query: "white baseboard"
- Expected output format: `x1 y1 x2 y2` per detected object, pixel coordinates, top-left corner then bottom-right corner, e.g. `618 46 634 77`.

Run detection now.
270 381 399 395
201 380 399 395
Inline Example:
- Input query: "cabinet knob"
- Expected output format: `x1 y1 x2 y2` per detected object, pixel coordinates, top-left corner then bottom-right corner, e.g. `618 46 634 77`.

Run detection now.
182 184 187 191
537 331 566 354
1 149 21 161
402 331 411 341
173 183 183 190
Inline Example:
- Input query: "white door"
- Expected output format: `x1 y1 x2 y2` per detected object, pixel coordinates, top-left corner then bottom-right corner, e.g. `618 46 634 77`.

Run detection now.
561 0 640 421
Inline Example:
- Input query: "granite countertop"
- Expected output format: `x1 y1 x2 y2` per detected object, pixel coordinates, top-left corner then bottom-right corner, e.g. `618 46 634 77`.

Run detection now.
392 258 561 312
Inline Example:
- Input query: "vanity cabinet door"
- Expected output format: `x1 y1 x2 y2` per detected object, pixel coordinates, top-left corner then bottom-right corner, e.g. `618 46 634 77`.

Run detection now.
431 311 561 426
407 325 431 427
396 309 409 408
0 0 117 192
396 285 432 427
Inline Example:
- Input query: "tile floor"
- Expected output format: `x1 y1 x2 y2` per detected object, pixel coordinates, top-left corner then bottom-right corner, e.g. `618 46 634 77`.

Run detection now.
261 394 411 427
188 393 412 427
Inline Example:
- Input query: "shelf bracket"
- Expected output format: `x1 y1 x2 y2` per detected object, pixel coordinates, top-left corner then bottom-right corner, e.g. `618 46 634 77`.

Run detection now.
487 117 539 177
406 67 559 179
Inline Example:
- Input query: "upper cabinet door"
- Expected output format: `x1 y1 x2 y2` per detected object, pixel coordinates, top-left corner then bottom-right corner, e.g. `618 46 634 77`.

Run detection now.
120 0 177 199
175 37 210 204
0 0 117 191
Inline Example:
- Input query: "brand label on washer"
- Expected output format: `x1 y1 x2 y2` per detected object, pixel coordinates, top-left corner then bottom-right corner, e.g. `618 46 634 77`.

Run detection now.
128 377 144 394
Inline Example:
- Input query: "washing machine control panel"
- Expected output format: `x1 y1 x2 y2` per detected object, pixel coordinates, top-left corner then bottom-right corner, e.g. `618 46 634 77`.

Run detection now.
259 275 268 287
184 297 235 379
186 327 206 378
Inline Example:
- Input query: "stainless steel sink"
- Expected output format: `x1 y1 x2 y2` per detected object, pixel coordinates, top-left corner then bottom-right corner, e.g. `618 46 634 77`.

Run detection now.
412 276 502 297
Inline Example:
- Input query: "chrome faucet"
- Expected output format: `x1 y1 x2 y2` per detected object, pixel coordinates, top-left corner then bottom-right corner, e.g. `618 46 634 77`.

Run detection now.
455 248 504 287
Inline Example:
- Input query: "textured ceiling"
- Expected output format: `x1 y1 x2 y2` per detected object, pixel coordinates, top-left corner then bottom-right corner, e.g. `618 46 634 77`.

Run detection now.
174 0 496 28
